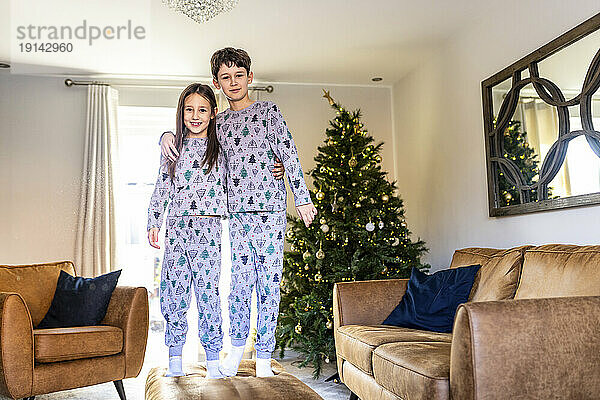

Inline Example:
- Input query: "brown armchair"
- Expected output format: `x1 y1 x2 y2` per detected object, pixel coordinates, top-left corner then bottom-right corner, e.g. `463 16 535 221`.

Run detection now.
0 261 149 400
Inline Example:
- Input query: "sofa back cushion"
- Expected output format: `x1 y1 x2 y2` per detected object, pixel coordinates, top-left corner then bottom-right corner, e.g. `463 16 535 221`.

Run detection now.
450 246 531 302
515 244 600 299
0 261 76 326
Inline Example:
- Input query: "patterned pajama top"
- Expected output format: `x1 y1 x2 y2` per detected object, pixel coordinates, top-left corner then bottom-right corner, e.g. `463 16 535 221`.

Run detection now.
217 100 312 213
147 136 227 231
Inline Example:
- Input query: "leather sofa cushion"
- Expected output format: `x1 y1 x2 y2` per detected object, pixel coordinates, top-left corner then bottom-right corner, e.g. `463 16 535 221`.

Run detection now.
336 325 451 375
372 342 450 400
34 325 123 363
515 244 600 299
450 246 531 302
0 261 76 326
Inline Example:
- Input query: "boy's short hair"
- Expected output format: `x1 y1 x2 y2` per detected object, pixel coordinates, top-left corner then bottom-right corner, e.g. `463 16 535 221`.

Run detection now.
211 47 251 80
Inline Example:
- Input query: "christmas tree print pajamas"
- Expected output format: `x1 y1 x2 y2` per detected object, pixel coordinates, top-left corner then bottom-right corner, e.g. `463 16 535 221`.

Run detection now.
217 101 312 359
147 137 227 360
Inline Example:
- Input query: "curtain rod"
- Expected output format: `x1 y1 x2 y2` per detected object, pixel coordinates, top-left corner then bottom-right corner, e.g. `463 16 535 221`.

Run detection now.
64 79 274 92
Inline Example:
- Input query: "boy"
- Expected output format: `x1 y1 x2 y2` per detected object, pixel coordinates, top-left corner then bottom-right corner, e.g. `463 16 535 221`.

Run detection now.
159 48 316 377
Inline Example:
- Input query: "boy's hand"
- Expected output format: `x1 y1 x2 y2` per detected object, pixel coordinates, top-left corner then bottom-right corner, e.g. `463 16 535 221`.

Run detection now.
272 156 284 180
296 203 317 227
161 132 178 162
148 228 160 249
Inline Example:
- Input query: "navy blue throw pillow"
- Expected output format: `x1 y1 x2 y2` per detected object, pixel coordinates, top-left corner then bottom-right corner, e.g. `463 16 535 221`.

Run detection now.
383 265 480 333
37 269 121 329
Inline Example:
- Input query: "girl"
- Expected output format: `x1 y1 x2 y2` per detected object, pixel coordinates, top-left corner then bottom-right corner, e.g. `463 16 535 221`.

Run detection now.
147 83 227 378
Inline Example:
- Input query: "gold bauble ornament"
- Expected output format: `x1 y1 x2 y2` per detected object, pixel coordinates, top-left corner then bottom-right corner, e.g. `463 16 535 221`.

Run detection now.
326 320 333 329
504 192 512 201
316 249 325 260
286 228 294 239
320 217 327 224
304 264 310 270
375 154 382 162
314 273 322 281
303 250 311 261
290 244 296 252
316 191 325 201
295 323 302 334
320 166 326 173
355 202 361 208
348 157 357 168
381 194 389 202
321 224 330 233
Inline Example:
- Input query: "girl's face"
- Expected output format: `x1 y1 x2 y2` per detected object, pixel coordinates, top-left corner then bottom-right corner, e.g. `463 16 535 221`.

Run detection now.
183 93 214 135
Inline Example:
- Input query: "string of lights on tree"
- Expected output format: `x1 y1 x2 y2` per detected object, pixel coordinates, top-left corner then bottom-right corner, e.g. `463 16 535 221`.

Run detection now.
275 90 429 378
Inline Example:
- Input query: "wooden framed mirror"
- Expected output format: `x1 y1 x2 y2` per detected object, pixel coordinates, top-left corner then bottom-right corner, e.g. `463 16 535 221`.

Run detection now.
482 13 600 216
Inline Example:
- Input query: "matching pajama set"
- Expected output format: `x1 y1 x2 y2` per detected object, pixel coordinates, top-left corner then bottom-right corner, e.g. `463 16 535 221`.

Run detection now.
147 137 227 361
216 100 312 359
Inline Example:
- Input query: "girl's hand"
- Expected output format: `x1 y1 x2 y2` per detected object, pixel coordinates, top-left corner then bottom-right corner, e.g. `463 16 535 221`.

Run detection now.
296 203 317 227
272 156 285 180
148 228 161 249
161 132 179 162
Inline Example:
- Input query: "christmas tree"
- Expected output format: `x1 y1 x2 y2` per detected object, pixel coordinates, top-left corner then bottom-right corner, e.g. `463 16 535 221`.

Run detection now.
276 90 429 378
497 120 547 206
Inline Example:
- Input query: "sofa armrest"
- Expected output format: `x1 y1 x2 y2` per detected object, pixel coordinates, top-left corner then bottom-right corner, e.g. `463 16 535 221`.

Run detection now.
450 296 600 400
101 286 149 379
333 279 408 329
0 292 34 399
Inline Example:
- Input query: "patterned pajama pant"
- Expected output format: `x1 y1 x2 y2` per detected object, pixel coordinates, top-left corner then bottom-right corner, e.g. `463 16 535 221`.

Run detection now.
160 215 223 361
228 211 287 359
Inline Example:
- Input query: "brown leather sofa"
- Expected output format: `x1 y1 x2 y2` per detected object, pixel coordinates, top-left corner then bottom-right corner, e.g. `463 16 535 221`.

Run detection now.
0 261 149 400
333 244 600 400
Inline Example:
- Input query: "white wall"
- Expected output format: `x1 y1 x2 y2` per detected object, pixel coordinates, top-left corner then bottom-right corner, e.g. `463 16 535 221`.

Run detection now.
0 73 393 264
0 74 86 264
392 1 600 269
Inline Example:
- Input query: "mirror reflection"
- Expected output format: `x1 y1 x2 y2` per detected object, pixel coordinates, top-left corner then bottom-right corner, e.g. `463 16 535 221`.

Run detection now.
488 28 600 209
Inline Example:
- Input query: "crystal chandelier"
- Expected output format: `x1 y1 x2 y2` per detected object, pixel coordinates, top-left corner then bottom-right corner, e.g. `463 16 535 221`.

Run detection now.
162 0 239 24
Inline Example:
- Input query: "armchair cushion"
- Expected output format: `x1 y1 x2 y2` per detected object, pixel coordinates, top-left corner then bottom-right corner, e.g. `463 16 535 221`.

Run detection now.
0 261 76 326
37 270 121 329
34 325 123 363
372 341 450 400
450 246 532 302
383 265 480 333
336 324 451 375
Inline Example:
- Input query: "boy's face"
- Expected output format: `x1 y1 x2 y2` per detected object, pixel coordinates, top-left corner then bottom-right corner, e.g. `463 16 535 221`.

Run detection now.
213 63 253 102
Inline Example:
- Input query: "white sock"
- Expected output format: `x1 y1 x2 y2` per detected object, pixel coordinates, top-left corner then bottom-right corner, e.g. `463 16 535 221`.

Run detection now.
165 356 184 377
206 360 225 379
255 358 274 377
219 345 245 377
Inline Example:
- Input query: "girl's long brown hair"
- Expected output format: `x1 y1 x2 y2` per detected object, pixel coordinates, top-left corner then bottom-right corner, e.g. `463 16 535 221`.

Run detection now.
167 83 219 181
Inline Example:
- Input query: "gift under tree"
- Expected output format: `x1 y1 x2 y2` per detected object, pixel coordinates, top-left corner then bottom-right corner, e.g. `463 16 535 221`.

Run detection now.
276 90 429 378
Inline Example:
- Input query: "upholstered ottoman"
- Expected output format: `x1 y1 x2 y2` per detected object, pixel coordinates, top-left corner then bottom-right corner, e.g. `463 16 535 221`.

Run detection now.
145 359 323 400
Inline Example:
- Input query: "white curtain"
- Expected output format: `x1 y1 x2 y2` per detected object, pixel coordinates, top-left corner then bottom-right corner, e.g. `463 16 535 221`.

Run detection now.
75 84 121 277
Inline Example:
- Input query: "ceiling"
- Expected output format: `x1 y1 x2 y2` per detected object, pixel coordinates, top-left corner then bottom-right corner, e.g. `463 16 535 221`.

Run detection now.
1 0 504 85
